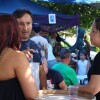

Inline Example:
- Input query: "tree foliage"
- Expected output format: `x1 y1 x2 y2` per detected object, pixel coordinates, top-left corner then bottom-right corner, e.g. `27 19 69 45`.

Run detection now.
31 1 100 51
32 0 100 29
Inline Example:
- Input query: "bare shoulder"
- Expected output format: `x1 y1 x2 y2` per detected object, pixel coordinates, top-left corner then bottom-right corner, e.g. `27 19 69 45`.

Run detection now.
10 49 27 61
8 49 29 67
15 50 27 60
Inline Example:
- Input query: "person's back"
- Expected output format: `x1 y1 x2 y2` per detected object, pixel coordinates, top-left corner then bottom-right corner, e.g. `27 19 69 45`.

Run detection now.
31 35 48 58
0 48 38 99
31 23 48 59
31 35 48 48
52 62 78 86
0 48 26 100
52 48 78 86
46 68 67 90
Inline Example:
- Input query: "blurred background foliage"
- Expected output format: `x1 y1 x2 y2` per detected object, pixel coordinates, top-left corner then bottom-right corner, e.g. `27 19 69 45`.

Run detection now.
32 0 100 29
32 0 100 51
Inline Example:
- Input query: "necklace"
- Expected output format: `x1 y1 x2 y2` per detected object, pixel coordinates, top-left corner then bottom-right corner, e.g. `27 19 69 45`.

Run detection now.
0 48 9 62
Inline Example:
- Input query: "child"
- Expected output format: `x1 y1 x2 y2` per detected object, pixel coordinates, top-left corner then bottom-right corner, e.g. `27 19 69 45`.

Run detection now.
72 50 90 75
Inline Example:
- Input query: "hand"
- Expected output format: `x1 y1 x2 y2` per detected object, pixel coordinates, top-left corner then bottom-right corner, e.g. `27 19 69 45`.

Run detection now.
23 49 34 61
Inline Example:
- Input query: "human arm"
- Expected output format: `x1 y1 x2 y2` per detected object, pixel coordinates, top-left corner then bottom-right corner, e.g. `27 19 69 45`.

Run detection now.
86 61 91 74
14 52 38 99
44 48 48 60
54 69 68 90
42 58 48 74
39 65 47 90
78 75 100 95
69 68 78 85
78 53 100 96
59 80 68 90
44 39 48 60
76 63 78 75
71 58 78 63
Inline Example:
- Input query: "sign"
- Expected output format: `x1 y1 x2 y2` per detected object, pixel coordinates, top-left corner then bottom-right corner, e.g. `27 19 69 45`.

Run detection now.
48 14 56 24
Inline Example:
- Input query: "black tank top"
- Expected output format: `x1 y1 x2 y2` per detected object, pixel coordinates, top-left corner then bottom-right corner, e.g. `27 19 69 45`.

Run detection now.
0 77 25 100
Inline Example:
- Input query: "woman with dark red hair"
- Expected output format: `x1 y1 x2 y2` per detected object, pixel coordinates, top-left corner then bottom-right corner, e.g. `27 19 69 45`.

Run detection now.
0 14 38 100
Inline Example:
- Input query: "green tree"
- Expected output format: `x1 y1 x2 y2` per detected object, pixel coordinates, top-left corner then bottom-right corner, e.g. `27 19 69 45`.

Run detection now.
32 1 100 29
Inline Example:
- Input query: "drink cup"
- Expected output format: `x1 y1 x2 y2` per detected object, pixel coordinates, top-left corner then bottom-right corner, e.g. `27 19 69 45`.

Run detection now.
68 86 79 99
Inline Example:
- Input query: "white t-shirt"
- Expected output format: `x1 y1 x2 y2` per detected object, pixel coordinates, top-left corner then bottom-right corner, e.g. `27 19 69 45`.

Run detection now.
47 43 56 61
31 36 48 50
31 36 48 58
77 59 88 75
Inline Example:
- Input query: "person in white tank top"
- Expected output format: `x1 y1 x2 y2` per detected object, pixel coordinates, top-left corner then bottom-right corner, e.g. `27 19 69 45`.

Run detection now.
72 50 90 75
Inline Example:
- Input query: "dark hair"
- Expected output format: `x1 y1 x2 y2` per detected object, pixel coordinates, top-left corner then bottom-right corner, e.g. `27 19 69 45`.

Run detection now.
80 50 87 59
32 23 41 33
59 47 70 59
94 17 100 31
0 14 20 54
13 8 33 20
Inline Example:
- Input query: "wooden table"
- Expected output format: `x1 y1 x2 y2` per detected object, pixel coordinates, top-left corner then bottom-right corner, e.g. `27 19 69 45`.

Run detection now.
35 90 96 100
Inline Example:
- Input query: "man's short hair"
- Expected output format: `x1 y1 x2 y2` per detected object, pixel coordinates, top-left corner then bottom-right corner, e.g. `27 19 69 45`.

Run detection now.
32 23 41 33
59 47 71 59
13 8 33 20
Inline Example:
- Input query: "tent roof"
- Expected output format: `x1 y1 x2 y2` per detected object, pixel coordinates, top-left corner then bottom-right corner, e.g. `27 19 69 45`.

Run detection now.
0 0 79 32
0 0 66 16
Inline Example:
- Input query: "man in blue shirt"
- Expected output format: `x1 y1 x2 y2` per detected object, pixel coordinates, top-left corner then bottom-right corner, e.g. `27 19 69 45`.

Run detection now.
13 8 47 90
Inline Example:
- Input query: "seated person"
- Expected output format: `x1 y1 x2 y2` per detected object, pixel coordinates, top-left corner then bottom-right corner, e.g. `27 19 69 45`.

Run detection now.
52 48 78 86
46 68 67 90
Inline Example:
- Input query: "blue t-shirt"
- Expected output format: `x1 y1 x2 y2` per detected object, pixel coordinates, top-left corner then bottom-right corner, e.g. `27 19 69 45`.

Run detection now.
47 68 64 89
20 39 42 65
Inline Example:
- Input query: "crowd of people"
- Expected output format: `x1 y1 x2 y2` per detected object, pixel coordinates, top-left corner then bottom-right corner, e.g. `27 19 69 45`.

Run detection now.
0 8 100 100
